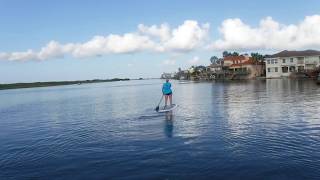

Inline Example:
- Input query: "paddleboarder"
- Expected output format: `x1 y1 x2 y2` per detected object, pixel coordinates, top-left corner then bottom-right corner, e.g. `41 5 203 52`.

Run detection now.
162 79 172 107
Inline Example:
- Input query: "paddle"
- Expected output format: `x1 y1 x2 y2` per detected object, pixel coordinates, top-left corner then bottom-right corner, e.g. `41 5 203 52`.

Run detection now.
155 95 164 112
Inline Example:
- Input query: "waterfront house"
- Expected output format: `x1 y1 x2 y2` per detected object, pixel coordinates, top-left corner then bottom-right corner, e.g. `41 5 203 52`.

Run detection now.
161 72 176 79
229 59 265 78
223 55 265 79
223 55 250 67
189 66 208 80
176 70 189 80
204 62 224 80
265 50 320 78
207 63 223 73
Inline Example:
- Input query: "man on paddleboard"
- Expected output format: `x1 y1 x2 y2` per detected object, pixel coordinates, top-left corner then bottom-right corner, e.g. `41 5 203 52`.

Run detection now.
162 79 172 107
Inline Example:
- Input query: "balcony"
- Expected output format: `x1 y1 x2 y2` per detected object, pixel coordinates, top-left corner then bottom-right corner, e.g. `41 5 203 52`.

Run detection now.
297 60 304 65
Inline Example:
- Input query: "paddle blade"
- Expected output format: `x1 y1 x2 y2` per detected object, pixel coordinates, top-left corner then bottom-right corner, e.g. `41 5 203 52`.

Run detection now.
155 106 159 112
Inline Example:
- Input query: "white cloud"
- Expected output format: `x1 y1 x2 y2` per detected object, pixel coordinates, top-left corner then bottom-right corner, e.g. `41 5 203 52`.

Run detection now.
1 50 37 61
38 41 72 60
0 41 74 61
138 20 210 52
138 23 171 42
209 15 320 51
162 59 176 65
164 21 210 52
0 33 157 61
0 53 8 60
2 15 320 62
188 56 200 65
71 34 156 57
0 20 210 61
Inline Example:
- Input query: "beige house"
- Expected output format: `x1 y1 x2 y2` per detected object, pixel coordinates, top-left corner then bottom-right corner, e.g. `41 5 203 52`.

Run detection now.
229 60 265 78
223 55 265 78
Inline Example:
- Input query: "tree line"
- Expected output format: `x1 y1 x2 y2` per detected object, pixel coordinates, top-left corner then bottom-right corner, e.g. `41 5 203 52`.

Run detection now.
210 51 267 64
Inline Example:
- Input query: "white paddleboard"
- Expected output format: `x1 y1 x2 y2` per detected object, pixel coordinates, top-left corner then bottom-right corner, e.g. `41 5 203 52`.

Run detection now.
157 104 178 113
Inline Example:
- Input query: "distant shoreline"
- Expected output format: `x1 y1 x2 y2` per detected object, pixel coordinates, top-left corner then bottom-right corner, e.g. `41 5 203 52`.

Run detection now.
0 78 131 90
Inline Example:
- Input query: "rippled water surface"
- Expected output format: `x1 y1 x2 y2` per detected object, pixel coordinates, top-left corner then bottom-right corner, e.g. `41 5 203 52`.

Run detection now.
1 79 320 179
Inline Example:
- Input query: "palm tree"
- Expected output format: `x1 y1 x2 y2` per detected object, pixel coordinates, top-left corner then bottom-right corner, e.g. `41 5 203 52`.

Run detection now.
251 53 263 63
251 52 264 76
232 52 239 56
223 51 230 57
210 56 218 64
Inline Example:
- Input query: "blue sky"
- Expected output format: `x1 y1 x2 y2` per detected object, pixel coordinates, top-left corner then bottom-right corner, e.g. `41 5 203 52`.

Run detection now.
0 0 320 83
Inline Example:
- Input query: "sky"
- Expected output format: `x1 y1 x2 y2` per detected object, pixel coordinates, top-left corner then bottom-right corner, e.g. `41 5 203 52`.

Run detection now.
0 0 320 83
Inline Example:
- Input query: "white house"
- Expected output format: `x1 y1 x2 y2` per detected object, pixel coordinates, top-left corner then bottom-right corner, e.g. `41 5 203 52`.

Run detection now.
161 72 176 79
207 64 222 73
265 50 320 78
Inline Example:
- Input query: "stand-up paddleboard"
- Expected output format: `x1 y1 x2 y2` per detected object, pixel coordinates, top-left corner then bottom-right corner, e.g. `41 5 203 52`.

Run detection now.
157 104 178 113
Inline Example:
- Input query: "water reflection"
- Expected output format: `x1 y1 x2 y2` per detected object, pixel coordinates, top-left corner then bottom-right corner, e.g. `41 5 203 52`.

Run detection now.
1 79 320 179
174 82 213 138
164 111 173 138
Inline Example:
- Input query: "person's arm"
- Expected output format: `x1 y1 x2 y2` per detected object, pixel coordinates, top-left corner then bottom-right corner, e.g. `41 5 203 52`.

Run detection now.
162 84 165 94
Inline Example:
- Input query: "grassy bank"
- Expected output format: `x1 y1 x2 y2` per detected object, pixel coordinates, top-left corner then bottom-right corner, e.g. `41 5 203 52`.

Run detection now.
0 78 130 90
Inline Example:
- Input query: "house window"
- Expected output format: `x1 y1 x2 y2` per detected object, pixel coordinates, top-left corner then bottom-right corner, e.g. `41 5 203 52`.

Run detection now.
274 59 278 64
289 66 295 72
271 60 274 64
275 67 278 72
297 57 304 64
298 66 304 72
282 66 288 73
282 59 286 63
268 68 271 72
290 58 293 63
267 60 270 64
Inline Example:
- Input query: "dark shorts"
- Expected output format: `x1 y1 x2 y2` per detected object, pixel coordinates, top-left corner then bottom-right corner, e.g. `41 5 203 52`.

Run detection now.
164 92 172 96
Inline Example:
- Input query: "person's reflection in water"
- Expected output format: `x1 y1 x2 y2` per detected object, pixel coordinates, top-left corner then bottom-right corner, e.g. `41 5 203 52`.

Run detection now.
164 111 174 138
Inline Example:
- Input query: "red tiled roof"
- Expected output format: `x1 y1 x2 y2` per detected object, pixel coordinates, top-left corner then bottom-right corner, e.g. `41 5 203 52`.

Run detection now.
223 55 248 61
269 50 320 58
229 59 264 67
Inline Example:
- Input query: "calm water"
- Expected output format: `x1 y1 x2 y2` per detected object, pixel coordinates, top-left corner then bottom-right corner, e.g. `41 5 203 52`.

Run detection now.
1 79 320 179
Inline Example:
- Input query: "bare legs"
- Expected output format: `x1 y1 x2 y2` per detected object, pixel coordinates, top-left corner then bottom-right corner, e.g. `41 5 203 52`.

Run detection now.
164 94 173 107
165 95 168 107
